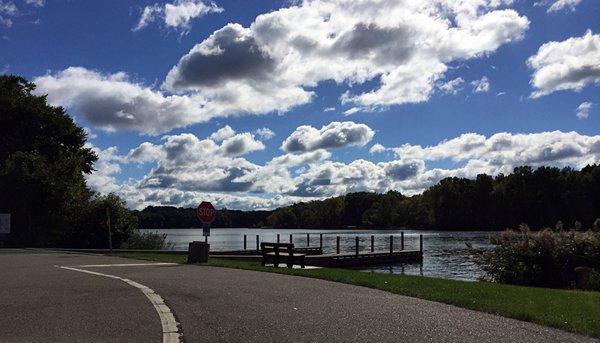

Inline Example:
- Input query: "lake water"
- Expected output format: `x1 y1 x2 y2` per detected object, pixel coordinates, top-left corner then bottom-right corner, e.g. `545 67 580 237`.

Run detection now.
142 228 497 282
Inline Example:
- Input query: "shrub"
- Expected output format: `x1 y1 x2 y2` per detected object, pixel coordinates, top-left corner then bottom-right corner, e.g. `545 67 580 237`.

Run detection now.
120 231 170 250
473 226 600 289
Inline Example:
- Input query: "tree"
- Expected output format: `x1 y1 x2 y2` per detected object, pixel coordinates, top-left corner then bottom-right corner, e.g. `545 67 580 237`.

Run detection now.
0 75 97 246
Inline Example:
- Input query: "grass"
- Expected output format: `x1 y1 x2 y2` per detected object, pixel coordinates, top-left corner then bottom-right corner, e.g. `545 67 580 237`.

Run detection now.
113 251 600 338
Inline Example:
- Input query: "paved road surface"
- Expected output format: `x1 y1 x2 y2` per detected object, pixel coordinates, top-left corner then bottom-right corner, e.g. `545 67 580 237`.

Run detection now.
0 249 596 343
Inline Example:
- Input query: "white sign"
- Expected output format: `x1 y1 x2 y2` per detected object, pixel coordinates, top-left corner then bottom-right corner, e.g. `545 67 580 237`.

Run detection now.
0 214 10 234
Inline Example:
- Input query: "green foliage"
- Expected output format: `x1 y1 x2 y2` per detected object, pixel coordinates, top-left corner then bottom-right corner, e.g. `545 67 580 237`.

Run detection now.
71 193 139 248
265 165 600 230
474 228 600 288
120 231 170 250
0 75 97 246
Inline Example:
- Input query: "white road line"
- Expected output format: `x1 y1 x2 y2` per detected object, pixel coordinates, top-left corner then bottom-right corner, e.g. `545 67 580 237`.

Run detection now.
73 263 178 268
56 265 181 343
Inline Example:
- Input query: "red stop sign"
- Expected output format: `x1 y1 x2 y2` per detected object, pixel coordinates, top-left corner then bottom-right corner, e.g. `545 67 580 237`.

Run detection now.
197 201 216 223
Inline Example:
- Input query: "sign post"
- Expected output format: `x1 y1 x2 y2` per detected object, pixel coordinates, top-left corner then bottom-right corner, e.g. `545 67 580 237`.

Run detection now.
188 202 216 264
0 214 10 247
196 201 216 236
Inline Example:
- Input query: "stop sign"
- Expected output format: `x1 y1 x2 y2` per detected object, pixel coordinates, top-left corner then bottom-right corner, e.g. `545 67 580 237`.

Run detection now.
197 201 216 223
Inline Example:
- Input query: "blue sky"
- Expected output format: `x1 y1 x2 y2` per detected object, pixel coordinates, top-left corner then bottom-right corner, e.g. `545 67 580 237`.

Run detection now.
1 0 599 209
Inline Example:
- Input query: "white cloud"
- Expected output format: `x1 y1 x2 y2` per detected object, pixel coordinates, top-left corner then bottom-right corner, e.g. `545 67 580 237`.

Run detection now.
391 131 600 169
0 1 17 27
33 67 216 135
24 0 44 8
281 121 374 153
86 125 600 209
369 143 387 154
576 102 592 119
164 0 529 111
535 0 582 13
209 125 236 142
35 1 529 135
255 127 275 140
438 77 465 95
528 30 600 98
471 76 490 93
133 0 223 32
324 107 336 112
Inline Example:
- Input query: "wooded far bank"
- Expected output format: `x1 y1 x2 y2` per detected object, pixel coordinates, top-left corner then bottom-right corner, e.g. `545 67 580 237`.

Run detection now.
136 164 600 231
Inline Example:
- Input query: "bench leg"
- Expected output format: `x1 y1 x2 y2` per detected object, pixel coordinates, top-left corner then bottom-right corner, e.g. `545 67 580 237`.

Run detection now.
301 258 305 269
274 256 279 268
287 260 293 268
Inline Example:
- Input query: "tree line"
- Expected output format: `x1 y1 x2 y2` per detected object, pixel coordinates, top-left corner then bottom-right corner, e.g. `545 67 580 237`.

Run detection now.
0 75 149 248
137 165 600 231
265 165 600 230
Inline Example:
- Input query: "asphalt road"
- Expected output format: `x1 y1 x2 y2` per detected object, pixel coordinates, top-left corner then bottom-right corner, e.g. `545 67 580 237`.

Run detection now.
0 249 596 343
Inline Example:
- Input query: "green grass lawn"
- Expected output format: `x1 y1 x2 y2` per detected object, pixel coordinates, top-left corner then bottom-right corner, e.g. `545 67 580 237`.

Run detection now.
113 251 600 338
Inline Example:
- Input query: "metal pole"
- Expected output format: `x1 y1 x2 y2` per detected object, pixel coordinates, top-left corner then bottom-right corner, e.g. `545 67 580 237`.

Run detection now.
370 235 374 252
401 232 404 250
389 235 393 254
307 233 310 247
289 234 293 243
420 234 423 252
106 207 112 251
277 234 280 243
204 236 208 244
319 233 323 249
355 236 359 256
256 235 259 250
336 236 340 254
244 234 247 250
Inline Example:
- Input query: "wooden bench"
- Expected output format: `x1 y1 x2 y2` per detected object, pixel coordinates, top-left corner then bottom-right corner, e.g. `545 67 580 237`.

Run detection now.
260 242 306 268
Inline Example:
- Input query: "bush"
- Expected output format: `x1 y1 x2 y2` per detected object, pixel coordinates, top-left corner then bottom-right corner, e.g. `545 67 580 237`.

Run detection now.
473 225 600 289
120 231 170 250
120 230 170 250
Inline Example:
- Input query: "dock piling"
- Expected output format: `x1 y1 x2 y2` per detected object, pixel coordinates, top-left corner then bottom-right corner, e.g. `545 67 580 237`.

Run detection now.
307 233 310 247
244 234 247 250
277 234 280 243
355 236 359 256
256 235 259 250
389 235 393 254
401 232 404 250
204 236 208 244
289 234 293 243
370 235 374 252
420 234 423 252
319 234 323 249
336 236 340 254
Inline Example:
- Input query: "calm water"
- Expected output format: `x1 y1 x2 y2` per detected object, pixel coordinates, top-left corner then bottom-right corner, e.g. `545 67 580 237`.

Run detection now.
142 228 497 281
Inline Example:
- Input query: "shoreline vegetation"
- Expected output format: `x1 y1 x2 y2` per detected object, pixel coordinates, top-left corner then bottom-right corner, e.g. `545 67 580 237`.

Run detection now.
136 165 600 232
112 251 600 338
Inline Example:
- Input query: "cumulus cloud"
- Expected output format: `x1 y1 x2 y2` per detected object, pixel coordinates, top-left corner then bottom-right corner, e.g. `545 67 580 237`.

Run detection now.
86 125 600 209
0 1 17 27
255 127 275 140
209 125 236 142
164 0 529 111
369 143 387 154
33 67 213 135
438 77 465 95
535 0 582 13
35 0 529 135
133 0 223 32
576 102 592 119
391 131 600 169
24 0 44 7
471 76 490 93
528 30 600 98
281 121 374 153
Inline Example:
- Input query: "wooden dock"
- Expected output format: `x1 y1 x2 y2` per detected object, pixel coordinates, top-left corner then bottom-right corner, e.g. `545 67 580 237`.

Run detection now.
211 232 424 268
211 250 423 267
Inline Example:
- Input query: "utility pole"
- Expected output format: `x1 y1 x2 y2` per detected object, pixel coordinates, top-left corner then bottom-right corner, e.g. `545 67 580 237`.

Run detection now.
106 207 113 251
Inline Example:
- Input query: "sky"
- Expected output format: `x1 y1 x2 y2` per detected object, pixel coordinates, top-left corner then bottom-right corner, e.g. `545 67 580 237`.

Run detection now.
1 0 599 210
